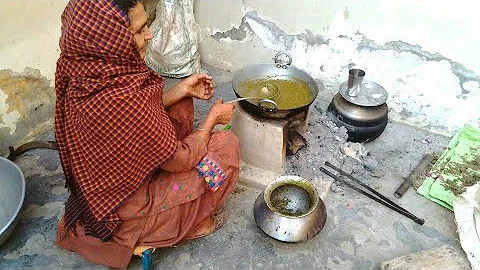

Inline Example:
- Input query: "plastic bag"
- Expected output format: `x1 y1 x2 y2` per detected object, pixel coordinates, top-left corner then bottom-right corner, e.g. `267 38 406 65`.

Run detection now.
453 183 480 270
145 0 201 78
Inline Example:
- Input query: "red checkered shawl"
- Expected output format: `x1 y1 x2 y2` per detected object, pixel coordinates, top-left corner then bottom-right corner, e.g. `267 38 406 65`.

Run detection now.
55 0 177 241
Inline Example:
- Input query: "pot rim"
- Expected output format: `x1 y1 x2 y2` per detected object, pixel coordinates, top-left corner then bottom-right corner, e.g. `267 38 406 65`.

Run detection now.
231 60 321 118
232 63 318 106
263 175 319 218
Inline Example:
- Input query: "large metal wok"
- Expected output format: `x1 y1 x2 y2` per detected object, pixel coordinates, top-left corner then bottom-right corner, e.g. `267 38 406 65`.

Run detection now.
232 52 320 119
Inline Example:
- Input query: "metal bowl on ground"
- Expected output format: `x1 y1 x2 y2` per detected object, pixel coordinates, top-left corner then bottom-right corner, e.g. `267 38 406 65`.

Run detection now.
0 156 26 246
253 175 327 242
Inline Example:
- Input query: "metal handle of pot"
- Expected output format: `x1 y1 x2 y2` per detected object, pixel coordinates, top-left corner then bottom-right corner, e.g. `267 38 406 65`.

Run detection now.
257 99 279 113
274 52 292 69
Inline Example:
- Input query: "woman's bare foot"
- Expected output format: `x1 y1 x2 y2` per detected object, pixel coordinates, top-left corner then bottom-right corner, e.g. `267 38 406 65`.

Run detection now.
185 216 215 240
185 208 228 240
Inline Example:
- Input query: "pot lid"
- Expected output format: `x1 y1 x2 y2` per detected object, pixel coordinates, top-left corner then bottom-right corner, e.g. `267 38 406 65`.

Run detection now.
339 80 388 107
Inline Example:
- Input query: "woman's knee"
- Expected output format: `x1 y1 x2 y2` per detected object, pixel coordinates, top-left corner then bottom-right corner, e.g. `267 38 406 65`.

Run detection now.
168 97 194 123
168 97 194 139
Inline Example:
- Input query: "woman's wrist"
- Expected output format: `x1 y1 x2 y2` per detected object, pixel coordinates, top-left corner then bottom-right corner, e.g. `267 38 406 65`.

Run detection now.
162 83 191 107
196 128 210 132
198 114 216 132
171 83 189 99
180 84 190 99
197 124 215 133
194 116 215 148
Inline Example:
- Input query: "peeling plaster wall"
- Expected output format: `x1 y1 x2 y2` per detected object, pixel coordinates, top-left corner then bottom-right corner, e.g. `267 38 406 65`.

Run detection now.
1 0 479 153
0 1 67 84
0 1 67 156
0 69 55 156
0 0 160 156
195 0 480 135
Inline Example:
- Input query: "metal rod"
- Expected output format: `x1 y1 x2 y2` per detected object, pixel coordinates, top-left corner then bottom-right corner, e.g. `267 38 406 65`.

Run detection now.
394 154 434 198
7 141 58 161
323 161 424 224
320 166 425 225
325 161 419 218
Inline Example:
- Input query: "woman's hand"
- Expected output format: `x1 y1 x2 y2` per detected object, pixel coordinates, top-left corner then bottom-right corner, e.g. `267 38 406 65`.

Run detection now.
182 73 214 100
194 99 236 148
208 98 236 125
163 73 214 107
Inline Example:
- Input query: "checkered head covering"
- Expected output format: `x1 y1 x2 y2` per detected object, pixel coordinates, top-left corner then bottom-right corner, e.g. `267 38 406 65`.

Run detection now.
55 0 177 240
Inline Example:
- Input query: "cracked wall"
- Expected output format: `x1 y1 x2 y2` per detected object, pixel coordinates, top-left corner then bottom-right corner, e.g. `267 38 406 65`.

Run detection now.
0 1 66 156
196 0 480 135
0 1 160 155
1 0 479 149
0 69 55 156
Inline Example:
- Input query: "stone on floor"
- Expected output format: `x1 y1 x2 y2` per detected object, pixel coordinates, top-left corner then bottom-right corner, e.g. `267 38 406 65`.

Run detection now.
380 244 471 270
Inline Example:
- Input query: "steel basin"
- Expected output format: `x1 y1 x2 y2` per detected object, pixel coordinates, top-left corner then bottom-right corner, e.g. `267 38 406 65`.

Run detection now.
253 175 327 242
0 156 25 246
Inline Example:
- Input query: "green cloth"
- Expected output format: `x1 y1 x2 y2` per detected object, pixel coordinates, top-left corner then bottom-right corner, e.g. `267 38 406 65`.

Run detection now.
417 124 480 210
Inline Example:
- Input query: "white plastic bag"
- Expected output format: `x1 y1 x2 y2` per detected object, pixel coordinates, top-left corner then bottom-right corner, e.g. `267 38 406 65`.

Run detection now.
453 183 480 270
145 0 201 78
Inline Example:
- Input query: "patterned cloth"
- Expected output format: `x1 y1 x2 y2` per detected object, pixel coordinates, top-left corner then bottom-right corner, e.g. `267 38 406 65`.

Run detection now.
55 0 177 241
196 157 227 191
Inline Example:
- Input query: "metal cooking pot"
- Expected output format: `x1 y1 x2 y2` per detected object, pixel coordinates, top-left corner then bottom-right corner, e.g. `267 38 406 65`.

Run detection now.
0 156 26 246
232 52 320 119
327 69 389 142
253 175 327 242
328 93 388 124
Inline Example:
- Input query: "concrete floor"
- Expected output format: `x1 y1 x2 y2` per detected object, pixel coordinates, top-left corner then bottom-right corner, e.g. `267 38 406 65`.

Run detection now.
0 66 471 269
